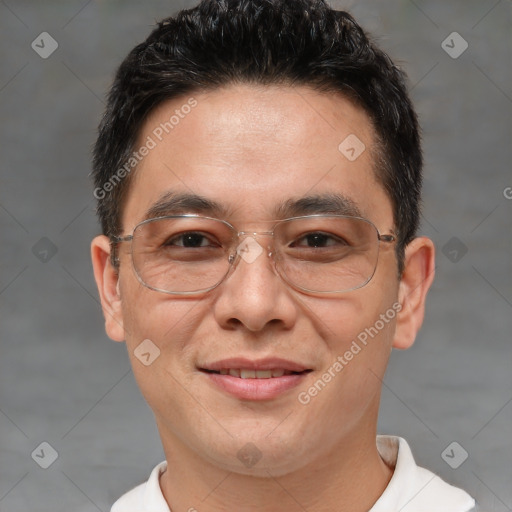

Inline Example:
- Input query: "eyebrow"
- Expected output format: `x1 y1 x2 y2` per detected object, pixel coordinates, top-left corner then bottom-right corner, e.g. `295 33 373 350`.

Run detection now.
143 191 363 221
143 191 229 220
274 193 363 219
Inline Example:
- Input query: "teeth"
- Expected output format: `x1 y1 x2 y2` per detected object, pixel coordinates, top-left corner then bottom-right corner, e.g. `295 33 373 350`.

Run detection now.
217 368 294 378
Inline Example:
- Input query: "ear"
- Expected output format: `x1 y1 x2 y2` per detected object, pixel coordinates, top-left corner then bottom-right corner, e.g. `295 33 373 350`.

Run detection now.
393 237 435 350
91 235 125 342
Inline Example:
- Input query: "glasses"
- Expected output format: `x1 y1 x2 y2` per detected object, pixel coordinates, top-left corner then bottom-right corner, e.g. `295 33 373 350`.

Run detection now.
111 214 396 295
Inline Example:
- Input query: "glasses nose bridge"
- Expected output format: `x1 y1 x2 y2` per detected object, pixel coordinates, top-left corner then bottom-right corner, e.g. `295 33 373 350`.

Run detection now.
236 229 275 238
232 229 278 264
236 229 276 250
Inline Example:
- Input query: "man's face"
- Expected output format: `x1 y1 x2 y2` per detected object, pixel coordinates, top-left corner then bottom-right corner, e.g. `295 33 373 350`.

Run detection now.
99 85 404 475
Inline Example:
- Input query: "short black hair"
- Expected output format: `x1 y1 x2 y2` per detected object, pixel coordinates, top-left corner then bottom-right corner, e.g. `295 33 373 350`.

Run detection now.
92 0 422 274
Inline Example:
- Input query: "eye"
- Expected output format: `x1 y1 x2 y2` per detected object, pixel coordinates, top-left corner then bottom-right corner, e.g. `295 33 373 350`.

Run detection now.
165 231 218 248
291 232 347 248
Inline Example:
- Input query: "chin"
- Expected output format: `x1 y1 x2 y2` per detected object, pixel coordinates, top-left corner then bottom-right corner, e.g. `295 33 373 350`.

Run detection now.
197 429 312 477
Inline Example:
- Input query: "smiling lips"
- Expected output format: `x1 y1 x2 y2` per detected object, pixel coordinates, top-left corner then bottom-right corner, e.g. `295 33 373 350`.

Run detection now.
200 357 312 400
216 368 297 378
200 357 310 377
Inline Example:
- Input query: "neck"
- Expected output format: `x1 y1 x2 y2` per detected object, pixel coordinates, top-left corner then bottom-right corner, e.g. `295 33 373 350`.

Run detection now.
158 428 393 512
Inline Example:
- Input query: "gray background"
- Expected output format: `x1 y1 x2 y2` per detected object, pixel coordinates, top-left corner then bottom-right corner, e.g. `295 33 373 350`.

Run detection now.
0 1 511 510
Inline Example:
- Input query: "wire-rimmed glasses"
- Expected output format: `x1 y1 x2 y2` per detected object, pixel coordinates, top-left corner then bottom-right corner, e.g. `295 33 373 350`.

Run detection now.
111 214 396 295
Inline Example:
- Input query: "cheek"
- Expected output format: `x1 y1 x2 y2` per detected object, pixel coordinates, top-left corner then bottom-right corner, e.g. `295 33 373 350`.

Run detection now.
120 266 200 338
291 295 398 441
303 285 397 351
296 283 399 400
118 276 210 384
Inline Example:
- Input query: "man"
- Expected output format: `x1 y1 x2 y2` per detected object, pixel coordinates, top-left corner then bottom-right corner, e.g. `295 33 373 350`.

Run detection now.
91 1 476 510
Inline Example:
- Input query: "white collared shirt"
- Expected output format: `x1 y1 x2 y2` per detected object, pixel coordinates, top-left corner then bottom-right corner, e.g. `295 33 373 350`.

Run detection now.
111 435 476 512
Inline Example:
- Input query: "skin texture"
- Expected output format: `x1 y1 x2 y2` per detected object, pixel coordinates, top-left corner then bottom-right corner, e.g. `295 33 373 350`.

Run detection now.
92 84 435 512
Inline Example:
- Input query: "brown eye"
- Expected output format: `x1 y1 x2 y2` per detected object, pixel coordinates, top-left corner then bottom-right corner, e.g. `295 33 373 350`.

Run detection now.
292 232 346 248
165 232 217 248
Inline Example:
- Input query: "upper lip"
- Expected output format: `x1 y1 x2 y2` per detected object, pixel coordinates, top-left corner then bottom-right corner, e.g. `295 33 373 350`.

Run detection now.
200 357 310 372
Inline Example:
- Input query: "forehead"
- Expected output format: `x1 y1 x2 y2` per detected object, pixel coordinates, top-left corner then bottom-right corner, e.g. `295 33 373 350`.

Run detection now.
122 84 393 229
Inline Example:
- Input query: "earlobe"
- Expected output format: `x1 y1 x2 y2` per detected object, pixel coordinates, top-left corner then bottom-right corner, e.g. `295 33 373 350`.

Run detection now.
392 237 435 350
91 235 126 342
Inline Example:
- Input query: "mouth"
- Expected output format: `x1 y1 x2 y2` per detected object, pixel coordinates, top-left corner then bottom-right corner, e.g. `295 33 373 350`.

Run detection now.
198 358 313 400
200 368 311 378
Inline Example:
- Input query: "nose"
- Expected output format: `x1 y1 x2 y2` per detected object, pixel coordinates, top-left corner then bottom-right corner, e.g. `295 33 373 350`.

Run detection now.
212 236 298 332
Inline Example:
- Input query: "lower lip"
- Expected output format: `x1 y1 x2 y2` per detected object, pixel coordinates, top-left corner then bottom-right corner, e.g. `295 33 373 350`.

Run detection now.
201 371 309 401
